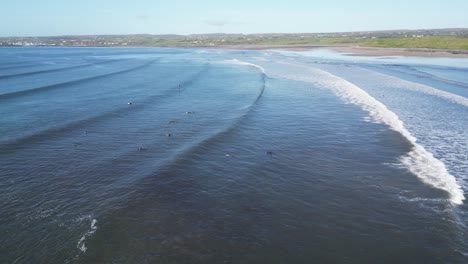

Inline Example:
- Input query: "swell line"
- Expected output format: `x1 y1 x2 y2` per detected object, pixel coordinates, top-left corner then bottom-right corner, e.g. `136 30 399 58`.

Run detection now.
0 59 128 80
0 64 211 153
83 60 266 192
153 59 266 167
0 60 155 101
1 61 267 258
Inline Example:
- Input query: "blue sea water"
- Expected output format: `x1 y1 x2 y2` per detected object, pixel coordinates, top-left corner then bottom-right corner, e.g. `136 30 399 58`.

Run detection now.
0 47 467 263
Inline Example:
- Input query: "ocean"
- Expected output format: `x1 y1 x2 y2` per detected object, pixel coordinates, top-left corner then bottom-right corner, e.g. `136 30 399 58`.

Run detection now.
0 47 467 263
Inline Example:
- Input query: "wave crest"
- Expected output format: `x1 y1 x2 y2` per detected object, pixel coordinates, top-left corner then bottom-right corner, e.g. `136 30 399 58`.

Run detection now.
222 59 266 74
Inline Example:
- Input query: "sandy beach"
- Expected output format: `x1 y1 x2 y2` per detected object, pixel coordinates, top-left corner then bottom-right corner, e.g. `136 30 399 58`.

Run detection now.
327 46 468 58
209 45 468 58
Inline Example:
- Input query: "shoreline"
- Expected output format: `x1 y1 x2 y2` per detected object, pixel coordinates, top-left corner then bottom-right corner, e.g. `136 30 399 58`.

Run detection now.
207 45 468 58
2 44 468 58
327 46 468 58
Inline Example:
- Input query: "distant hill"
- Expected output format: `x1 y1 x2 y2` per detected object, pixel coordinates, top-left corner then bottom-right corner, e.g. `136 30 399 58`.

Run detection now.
1 28 468 50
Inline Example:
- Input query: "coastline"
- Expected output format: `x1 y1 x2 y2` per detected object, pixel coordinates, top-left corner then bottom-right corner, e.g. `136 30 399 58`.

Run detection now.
206 45 468 58
2 44 468 58
327 46 468 58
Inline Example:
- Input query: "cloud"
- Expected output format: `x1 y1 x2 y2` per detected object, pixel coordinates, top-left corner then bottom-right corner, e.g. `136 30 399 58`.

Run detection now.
135 14 151 20
203 20 228 27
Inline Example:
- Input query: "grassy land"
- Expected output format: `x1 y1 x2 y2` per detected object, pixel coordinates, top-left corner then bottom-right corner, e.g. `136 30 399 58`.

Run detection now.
238 36 468 50
146 37 365 47
156 36 468 50
356 36 468 50
3 34 468 50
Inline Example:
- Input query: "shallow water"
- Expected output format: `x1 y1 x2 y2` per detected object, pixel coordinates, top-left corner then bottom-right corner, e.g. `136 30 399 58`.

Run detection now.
1 47 467 263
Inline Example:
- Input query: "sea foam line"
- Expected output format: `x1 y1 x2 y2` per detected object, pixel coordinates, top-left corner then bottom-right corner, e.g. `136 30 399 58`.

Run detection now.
279 62 465 205
222 59 266 74
77 218 98 253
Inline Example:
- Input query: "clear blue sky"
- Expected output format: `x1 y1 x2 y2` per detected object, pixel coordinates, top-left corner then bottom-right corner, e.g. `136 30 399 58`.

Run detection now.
2 0 468 36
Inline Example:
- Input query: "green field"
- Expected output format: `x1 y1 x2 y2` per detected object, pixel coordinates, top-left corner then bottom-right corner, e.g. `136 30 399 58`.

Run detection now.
154 36 468 50
356 36 468 50
236 36 468 50
2 34 468 50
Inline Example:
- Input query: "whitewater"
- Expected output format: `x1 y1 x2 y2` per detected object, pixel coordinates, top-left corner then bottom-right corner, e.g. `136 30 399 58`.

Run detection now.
267 61 465 205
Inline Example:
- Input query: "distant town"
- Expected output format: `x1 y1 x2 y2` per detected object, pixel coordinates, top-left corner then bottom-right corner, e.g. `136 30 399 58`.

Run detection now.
1 28 468 50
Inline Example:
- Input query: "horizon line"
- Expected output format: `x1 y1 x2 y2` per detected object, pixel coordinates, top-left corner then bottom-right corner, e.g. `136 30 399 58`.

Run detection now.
1 27 467 38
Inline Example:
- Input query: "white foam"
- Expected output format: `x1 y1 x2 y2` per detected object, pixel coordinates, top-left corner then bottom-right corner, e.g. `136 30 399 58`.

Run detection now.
357 67 468 107
277 62 465 205
77 218 98 253
398 195 446 204
222 59 266 74
250 56 268 61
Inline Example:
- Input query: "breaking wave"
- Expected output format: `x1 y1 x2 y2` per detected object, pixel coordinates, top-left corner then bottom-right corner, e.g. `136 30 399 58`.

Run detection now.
222 59 266 74
278 62 465 205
